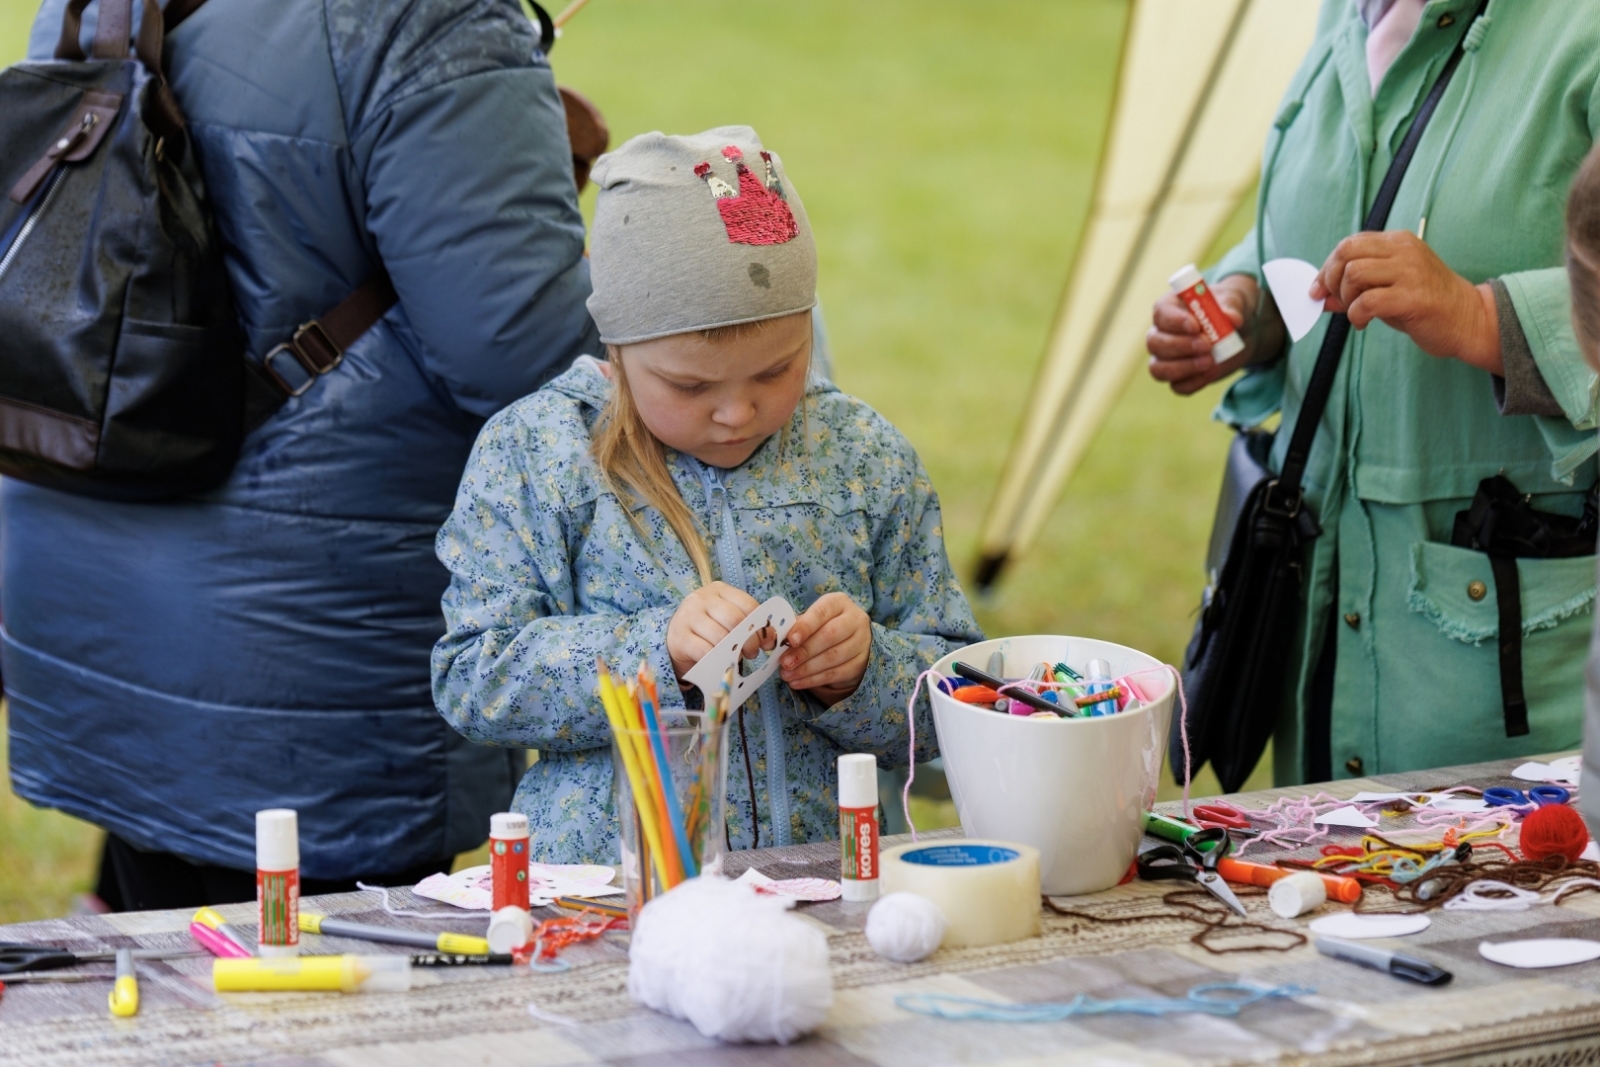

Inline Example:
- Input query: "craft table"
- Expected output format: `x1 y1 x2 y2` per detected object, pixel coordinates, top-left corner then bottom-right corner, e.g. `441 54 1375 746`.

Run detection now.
3 751 1599 1066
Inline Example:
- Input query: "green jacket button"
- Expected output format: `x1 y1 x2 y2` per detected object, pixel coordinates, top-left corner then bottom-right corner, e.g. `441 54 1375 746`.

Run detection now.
1343 612 1360 629
1438 13 1455 27
1467 579 1488 601
1345 757 1364 775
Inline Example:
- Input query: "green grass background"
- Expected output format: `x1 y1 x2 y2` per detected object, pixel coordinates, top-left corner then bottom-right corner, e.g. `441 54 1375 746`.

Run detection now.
0 0 1270 924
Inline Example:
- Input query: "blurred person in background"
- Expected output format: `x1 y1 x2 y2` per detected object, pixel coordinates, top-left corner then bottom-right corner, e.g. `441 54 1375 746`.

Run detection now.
4 0 598 909
1146 0 1600 784
1573 148 1600 838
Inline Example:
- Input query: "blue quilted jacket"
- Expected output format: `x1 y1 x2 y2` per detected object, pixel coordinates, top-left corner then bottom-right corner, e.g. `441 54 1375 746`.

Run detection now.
3 0 598 878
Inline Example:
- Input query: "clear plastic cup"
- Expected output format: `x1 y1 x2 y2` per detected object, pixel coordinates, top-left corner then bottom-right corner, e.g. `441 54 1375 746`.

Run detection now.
611 710 730 922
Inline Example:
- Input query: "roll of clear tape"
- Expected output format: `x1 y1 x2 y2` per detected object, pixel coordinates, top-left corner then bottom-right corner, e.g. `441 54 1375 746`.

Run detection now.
1268 871 1326 919
880 839 1040 948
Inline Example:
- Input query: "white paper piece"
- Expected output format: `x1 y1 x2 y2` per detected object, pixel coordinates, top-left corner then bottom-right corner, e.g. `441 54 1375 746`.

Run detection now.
1582 841 1600 863
1428 797 1490 814
415 863 622 911
736 867 843 902
682 596 797 713
1313 805 1378 829
1263 257 1326 342
1511 760 1578 785
1479 938 1600 969
1348 791 1421 803
1308 913 1430 939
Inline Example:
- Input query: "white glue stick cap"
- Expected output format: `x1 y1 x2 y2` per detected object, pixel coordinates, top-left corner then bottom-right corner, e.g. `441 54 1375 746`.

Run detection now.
490 812 529 839
1168 263 1203 292
255 809 298 871
838 754 877 809
1268 870 1327 918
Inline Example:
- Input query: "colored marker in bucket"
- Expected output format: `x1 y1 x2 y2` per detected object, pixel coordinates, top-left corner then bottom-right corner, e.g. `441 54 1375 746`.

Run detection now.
938 659 1147 718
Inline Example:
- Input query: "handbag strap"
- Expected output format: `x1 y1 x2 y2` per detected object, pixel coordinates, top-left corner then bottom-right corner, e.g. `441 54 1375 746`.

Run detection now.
1267 0 1488 517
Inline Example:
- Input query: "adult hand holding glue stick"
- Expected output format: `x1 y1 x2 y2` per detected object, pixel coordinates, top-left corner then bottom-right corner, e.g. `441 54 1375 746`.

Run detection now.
1146 271 1285 395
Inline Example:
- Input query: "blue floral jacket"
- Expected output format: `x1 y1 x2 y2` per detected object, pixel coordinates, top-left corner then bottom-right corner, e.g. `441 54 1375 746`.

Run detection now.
433 358 983 862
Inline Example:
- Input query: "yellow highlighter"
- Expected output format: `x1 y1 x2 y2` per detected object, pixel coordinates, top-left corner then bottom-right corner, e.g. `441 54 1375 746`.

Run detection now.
108 948 139 1017
193 906 256 956
299 913 489 956
213 955 411 993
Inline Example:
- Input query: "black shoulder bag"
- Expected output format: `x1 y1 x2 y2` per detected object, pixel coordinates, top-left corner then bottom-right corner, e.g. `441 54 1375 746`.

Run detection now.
1172 9 1484 792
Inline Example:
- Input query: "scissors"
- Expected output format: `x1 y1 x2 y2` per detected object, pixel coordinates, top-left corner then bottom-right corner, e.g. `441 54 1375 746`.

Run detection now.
1483 785 1570 809
1191 803 1254 834
1136 826 1248 917
0 942 203 975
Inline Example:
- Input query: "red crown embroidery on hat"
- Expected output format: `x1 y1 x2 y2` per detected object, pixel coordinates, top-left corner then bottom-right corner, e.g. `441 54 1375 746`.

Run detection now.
694 146 798 246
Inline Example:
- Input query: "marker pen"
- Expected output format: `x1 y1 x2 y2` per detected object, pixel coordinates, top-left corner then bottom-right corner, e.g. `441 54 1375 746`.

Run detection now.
1216 857 1363 904
213 955 412 993
298 913 490 956
1084 659 1115 716
190 921 253 959
107 948 138 1018
1315 936 1451 985
193 906 256 957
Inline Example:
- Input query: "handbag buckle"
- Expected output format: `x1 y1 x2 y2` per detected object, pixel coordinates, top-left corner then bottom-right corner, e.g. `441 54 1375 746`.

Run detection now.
1261 479 1303 519
260 320 342 398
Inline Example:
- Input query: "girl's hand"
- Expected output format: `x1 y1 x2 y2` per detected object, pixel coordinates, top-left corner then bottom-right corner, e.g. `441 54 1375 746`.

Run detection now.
668 582 773 684
780 593 871 705
1310 230 1502 374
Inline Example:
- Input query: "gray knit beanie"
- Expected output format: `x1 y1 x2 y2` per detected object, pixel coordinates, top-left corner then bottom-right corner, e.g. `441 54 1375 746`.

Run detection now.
586 126 818 345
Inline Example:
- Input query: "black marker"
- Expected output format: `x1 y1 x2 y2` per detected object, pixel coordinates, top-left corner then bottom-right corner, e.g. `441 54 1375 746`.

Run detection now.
1315 936 1452 985
951 662 1070 716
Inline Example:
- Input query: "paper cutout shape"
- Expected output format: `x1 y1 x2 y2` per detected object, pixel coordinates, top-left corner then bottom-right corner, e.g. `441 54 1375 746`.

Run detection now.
683 596 797 713
1428 797 1490 814
1511 760 1579 785
1308 913 1430 939
735 867 843 902
1348 791 1416 803
415 863 622 910
1263 257 1326 342
1582 841 1599 863
1313 805 1377 829
1479 938 1600 969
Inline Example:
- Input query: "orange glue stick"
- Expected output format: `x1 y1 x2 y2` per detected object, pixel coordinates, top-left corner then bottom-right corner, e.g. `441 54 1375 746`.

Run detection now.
1169 264 1244 360
1217 857 1361 904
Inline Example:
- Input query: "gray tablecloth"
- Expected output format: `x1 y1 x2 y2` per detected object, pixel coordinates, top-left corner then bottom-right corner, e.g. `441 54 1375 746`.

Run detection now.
4 753 1600 1066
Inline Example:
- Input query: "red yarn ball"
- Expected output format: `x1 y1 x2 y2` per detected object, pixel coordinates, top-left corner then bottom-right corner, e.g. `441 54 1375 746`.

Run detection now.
1519 803 1590 863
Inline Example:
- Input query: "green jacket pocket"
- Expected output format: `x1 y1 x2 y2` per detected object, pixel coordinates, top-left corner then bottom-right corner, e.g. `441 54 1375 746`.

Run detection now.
1407 541 1596 644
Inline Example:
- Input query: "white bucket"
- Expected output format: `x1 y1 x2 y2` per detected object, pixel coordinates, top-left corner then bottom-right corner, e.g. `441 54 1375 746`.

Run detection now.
929 635 1174 896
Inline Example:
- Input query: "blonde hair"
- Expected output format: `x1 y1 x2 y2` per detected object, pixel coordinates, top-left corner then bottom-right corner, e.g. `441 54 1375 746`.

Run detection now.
591 319 804 587
1570 144 1600 370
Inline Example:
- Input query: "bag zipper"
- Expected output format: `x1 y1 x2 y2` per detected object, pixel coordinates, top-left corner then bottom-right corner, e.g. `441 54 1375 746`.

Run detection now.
0 168 68 286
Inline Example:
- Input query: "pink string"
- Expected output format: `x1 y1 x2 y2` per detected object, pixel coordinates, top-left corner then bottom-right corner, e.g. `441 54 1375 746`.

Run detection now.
902 668 948 843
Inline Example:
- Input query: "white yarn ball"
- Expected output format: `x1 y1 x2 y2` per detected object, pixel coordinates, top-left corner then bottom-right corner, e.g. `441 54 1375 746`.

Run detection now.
864 892 946 963
629 876 833 1044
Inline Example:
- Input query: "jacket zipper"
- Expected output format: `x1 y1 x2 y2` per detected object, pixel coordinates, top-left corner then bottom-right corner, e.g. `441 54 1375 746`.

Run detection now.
697 460 793 846
0 168 68 286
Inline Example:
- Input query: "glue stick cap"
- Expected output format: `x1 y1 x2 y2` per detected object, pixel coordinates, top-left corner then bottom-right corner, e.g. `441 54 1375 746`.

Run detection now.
255 809 298 871
1168 263 1203 292
491 812 529 839
838 754 877 809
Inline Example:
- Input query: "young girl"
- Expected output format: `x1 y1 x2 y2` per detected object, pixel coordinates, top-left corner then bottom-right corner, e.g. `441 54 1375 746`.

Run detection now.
432 127 983 863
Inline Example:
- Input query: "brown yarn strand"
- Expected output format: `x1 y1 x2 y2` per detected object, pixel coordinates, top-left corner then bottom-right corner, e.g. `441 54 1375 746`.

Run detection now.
1043 885 1307 956
1352 854 1600 914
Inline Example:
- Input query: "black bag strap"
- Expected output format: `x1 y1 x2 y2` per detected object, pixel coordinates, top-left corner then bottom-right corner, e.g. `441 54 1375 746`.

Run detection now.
1267 1 1488 517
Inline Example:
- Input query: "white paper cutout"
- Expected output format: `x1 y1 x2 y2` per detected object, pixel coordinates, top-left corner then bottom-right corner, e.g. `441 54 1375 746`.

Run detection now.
683 596 798 713
1511 760 1578 785
1582 841 1600 863
1428 798 1490 813
1308 913 1430 939
1263 257 1326 342
735 867 843 902
1348 791 1416 803
1479 939 1600 969
1313 805 1377 829
414 863 622 911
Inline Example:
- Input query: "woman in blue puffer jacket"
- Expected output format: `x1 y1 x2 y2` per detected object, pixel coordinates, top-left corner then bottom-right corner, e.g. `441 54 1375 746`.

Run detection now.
4 0 599 908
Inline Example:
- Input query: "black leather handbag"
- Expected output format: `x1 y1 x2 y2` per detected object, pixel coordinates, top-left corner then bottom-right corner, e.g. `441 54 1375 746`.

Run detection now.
0 0 242 499
1172 10 1483 792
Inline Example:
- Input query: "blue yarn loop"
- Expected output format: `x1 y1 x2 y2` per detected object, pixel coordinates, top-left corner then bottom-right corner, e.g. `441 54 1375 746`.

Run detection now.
895 982 1314 1023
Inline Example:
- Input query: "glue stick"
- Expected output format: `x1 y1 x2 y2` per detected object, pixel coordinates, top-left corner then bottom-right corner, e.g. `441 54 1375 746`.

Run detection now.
839 754 880 903
256 809 300 957
1085 659 1115 717
490 811 530 911
1169 264 1244 360
213 955 411 993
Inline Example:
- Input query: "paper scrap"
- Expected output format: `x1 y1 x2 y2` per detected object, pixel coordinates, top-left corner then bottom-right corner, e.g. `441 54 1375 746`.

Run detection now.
1582 841 1600 863
735 867 842 902
1427 797 1490 814
1512 760 1579 785
1263 257 1326 342
1479 938 1600 969
1313 805 1377 829
1308 913 1430 939
1348 791 1420 803
415 863 622 911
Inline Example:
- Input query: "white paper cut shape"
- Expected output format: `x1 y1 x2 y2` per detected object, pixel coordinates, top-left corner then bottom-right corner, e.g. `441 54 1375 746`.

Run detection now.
1313 805 1377 828
1263 257 1326 342
683 596 798 713
1480 939 1600 969
1428 798 1490 814
1582 841 1600 863
414 863 622 910
1308 913 1430 939
1512 761 1556 782
735 867 843 902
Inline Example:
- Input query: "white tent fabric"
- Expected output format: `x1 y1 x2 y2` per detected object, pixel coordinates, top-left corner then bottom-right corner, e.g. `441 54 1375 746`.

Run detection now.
975 0 1322 588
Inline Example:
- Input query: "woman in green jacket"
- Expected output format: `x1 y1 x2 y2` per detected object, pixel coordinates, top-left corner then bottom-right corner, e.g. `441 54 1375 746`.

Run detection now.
1147 0 1600 784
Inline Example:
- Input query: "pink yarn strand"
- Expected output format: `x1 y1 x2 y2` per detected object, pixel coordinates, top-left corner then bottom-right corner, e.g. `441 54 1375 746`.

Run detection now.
902 668 945 843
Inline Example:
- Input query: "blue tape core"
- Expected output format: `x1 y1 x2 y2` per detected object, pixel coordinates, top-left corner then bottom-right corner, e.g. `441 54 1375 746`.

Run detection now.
900 844 1020 867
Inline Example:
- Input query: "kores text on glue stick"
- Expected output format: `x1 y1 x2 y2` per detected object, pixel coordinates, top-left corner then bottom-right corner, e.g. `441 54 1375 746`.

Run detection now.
838 754 879 902
1169 264 1244 360
256 809 300 957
